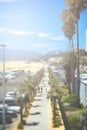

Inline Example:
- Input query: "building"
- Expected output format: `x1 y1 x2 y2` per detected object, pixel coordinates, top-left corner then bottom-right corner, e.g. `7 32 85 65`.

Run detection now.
75 74 87 107
80 80 87 106
80 74 87 106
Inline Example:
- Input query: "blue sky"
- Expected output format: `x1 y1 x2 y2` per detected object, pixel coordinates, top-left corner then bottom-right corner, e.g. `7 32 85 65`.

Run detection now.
0 0 87 53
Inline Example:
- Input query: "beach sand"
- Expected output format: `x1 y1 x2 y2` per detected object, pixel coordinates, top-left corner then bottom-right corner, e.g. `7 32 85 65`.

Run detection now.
0 61 44 73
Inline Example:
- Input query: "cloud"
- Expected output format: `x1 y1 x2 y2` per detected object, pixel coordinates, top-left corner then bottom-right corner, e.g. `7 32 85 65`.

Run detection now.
0 28 6 32
0 28 51 37
9 30 34 35
0 28 35 35
51 35 65 41
0 27 65 43
37 33 50 38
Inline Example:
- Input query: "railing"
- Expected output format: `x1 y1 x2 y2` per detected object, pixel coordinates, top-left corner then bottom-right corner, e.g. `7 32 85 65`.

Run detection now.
57 97 71 130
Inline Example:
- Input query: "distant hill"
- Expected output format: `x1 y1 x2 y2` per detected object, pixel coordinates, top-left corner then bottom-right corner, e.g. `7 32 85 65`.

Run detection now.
0 49 39 61
0 49 63 61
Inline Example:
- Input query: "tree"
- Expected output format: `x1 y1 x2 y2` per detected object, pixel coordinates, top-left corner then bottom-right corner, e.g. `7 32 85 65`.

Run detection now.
48 68 61 119
61 9 76 93
61 9 76 50
61 53 76 93
65 0 87 107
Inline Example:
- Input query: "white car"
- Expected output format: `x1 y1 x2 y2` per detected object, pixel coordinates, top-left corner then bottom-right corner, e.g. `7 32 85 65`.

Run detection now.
7 106 21 113
6 91 16 98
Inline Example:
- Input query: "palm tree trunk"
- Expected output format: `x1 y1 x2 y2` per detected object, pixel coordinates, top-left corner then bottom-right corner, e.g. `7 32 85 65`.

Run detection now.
20 101 23 124
71 38 74 53
69 39 73 93
71 38 75 93
53 97 56 119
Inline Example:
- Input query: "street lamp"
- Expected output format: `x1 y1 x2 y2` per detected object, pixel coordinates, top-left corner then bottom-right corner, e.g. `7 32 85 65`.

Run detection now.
0 44 6 130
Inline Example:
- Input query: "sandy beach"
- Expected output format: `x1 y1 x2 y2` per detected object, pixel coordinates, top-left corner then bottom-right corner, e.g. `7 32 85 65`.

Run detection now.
0 61 44 73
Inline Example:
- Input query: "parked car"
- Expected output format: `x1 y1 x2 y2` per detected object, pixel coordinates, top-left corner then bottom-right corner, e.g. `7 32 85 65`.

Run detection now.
0 112 12 124
7 105 20 113
6 91 16 99
6 108 18 118
0 105 12 124
4 96 16 106
0 104 18 118
4 97 21 113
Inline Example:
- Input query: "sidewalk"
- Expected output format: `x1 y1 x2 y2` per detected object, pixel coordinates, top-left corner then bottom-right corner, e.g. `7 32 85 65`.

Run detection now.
24 91 51 130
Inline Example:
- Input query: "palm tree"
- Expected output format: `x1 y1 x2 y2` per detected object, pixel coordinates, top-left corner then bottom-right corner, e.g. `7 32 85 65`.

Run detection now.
65 0 87 107
48 68 71 130
61 9 76 93
17 86 24 125
48 68 60 119
61 9 76 41
20 83 29 112
61 53 73 93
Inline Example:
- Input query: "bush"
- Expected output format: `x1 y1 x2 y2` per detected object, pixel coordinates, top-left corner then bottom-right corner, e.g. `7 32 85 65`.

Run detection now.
68 113 80 130
53 117 62 127
17 122 24 129
55 104 59 110
67 109 87 130
27 104 31 109
31 96 35 102
23 110 29 117
63 94 78 107
22 119 26 125
55 110 60 117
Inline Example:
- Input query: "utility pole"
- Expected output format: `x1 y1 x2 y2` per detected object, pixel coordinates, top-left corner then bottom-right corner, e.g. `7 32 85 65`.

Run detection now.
0 44 6 130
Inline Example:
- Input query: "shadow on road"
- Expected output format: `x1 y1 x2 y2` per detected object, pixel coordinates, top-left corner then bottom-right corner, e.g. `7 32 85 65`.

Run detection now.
30 112 41 115
26 122 39 126
34 99 42 101
37 94 43 97
32 105 42 107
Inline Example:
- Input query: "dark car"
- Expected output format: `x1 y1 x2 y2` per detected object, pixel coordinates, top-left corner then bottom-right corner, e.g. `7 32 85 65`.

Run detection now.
0 112 12 124
6 108 18 118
